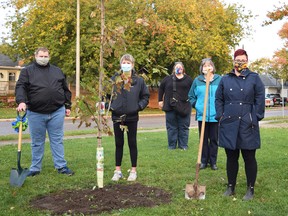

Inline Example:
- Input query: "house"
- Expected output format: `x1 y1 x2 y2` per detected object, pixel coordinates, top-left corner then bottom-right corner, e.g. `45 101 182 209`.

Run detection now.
0 54 21 98
259 74 288 97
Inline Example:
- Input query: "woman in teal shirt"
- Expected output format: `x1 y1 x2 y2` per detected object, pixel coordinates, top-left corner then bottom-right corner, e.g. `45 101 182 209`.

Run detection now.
188 58 221 170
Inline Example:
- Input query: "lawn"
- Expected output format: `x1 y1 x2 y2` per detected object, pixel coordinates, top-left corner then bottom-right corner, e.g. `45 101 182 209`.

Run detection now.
0 107 164 119
0 128 287 216
0 107 17 119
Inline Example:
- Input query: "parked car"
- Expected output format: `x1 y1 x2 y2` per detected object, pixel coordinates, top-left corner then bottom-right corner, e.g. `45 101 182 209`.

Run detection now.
266 93 282 106
265 97 274 107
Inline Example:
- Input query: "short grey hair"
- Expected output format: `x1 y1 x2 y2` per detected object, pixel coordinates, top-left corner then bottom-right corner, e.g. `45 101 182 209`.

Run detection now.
120 54 135 65
199 58 216 74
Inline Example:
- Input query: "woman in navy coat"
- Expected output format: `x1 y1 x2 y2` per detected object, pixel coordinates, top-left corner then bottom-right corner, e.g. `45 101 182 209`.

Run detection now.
215 49 265 201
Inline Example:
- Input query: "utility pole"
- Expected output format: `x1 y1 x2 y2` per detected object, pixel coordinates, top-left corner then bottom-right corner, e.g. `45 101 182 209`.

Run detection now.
76 0 80 97
281 78 284 118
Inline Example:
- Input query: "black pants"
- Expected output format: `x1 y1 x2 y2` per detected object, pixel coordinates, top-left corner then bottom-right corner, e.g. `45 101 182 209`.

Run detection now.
198 121 218 165
113 121 138 167
225 148 257 187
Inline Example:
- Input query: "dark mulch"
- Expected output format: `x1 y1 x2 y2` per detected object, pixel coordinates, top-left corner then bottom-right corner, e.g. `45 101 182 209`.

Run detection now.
30 183 172 215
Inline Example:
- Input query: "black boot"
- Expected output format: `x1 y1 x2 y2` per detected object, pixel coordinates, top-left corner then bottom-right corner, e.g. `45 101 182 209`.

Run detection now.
243 186 254 201
223 184 235 196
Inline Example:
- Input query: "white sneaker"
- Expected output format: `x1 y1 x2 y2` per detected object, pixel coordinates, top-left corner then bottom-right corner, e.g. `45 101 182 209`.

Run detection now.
111 170 123 181
127 171 137 181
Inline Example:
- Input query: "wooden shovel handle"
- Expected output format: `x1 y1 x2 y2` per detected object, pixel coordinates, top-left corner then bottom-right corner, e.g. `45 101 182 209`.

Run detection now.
197 71 211 164
17 121 23 152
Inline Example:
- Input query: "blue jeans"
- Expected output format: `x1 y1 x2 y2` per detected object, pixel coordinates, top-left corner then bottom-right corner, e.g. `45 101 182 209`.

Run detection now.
165 110 191 149
27 106 67 171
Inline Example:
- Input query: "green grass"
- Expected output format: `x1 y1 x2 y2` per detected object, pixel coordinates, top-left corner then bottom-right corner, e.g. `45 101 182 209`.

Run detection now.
0 107 165 119
0 128 287 216
0 107 18 119
263 116 288 124
0 129 99 141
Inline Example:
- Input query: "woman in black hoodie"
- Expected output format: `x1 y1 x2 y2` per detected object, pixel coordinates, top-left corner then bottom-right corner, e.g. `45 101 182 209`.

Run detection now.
158 62 193 150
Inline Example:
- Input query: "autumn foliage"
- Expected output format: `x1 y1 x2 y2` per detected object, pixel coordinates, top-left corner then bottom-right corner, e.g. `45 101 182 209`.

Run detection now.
265 2 288 80
1 0 250 81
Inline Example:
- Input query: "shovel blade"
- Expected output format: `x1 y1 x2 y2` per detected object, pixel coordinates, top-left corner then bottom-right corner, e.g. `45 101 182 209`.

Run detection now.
185 183 206 200
10 168 29 187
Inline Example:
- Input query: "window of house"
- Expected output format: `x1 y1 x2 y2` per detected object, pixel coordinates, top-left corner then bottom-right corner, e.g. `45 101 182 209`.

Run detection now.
9 72 16 91
9 72 15 81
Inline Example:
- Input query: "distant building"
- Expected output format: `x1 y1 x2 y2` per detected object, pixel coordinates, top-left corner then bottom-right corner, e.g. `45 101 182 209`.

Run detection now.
0 54 21 97
259 74 288 97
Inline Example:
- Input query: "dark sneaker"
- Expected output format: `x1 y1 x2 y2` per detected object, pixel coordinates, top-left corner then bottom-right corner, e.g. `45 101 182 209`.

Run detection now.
58 167 74 176
211 164 218 170
243 186 254 201
200 163 207 169
223 184 235 196
27 171 40 177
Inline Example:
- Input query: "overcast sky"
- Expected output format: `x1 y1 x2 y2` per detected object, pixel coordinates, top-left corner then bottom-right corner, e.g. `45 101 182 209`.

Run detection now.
222 0 287 61
0 4 9 42
1 1 287 61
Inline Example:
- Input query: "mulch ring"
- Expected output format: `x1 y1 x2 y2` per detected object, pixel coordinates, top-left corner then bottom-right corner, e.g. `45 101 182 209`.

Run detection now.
30 183 172 215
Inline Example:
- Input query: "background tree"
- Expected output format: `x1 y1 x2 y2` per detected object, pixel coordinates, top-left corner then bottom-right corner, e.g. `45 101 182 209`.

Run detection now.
1 0 250 85
265 2 288 80
249 57 282 79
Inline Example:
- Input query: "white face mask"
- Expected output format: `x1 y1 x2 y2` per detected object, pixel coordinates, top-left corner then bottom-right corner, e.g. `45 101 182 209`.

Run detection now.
202 65 213 74
121 63 132 72
202 70 208 74
36 57 50 66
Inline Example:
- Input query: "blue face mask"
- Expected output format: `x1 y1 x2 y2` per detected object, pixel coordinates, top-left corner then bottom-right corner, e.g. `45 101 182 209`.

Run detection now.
175 68 183 75
121 63 132 72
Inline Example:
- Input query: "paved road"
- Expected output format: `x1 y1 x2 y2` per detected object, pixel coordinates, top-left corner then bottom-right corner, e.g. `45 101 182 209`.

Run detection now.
0 108 287 137
0 114 197 136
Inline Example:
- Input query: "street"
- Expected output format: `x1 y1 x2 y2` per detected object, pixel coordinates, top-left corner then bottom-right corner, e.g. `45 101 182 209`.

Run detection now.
0 108 287 136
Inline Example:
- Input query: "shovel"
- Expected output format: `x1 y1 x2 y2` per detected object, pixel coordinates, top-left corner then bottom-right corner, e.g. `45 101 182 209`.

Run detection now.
185 70 212 200
10 111 29 187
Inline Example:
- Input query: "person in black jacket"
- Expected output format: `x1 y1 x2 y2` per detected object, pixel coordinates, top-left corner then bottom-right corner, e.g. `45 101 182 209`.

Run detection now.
215 49 265 200
110 54 150 182
15 47 74 177
158 62 193 150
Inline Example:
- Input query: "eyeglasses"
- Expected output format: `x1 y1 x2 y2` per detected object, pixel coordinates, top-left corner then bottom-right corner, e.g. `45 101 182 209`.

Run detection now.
234 59 247 63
